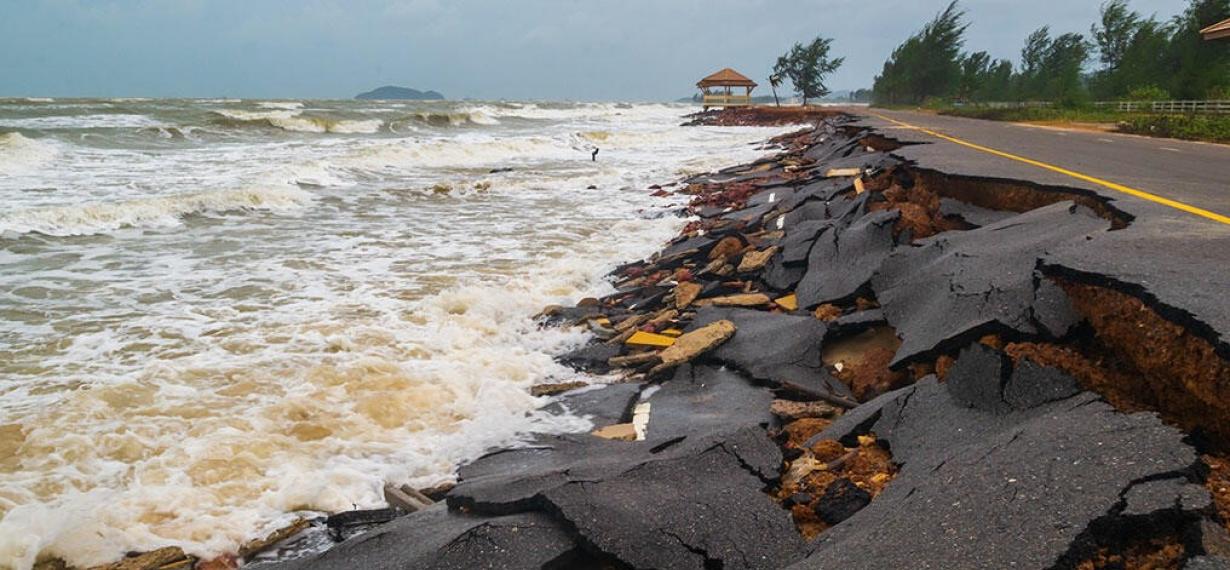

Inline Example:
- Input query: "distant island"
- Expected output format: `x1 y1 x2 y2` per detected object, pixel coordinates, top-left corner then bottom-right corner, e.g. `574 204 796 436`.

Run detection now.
354 86 445 100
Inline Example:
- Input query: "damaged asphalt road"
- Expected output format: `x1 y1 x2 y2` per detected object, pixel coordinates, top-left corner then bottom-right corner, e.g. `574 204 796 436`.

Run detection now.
264 109 1230 570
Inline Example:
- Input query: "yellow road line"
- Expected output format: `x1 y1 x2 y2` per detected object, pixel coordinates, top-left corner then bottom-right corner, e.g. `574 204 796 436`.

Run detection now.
871 112 1230 226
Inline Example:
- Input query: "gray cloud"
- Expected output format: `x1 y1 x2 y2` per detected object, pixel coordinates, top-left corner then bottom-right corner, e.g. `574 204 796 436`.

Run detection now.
0 0 1185 100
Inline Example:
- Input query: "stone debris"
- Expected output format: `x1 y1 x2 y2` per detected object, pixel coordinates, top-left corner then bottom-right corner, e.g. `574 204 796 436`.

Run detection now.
695 293 771 307
650 319 736 375
673 280 703 309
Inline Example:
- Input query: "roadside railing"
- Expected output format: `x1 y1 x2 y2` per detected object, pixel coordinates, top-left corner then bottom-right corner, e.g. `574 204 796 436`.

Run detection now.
702 94 753 108
956 100 1230 114
1092 100 1230 114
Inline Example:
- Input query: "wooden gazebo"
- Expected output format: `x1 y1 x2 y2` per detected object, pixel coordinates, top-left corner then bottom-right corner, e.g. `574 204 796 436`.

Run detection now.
697 68 758 110
1202 18 1230 41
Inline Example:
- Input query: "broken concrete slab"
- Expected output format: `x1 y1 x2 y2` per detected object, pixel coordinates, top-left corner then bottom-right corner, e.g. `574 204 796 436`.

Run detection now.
871 201 1111 367
655 319 736 369
794 375 1203 570
797 209 899 309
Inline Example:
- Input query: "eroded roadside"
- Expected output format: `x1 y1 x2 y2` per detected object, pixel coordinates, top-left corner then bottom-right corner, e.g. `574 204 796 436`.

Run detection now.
77 107 1230 570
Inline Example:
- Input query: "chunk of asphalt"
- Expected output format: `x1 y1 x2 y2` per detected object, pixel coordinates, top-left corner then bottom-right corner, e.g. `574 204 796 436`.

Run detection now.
780 220 833 264
556 343 622 374
1188 556 1230 570
828 309 887 335
659 235 716 260
543 443 806 570
262 505 578 570
938 197 1017 227
1003 358 1081 410
797 209 899 309
689 307 854 403
778 179 851 213
945 343 1011 413
765 255 808 292
1030 277 1080 338
815 478 872 525
542 383 643 429
441 366 803 569
871 201 1110 367
792 376 1203 569
1120 477 1212 517
806 384 916 449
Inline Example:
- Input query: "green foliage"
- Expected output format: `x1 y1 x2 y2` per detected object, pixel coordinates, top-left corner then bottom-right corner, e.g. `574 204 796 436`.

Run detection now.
1119 114 1230 142
776 36 845 105
1126 85 1171 101
873 0 1230 106
872 1 969 105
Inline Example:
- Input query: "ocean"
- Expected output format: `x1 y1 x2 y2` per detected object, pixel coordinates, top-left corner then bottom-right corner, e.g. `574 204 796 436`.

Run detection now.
0 97 787 568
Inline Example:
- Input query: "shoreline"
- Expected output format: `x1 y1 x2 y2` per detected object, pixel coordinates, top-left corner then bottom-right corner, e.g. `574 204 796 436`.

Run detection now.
67 107 1230 569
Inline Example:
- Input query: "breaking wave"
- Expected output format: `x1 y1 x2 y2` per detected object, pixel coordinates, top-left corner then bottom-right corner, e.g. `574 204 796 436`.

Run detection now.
212 110 383 134
256 101 306 110
0 185 314 237
0 132 60 174
390 110 499 129
0 114 165 130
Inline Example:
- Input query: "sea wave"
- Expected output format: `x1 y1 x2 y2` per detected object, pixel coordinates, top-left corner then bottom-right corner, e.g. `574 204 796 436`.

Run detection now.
338 135 579 172
0 132 60 174
256 101 305 110
211 109 383 134
0 185 314 237
0 114 165 130
389 110 499 129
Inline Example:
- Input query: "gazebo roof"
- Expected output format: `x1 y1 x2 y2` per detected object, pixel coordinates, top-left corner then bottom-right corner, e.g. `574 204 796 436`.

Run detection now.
1202 18 1230 40
697 68 758 88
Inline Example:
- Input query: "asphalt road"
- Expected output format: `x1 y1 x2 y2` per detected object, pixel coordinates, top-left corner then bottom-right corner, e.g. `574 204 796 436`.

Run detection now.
851 108 1230 219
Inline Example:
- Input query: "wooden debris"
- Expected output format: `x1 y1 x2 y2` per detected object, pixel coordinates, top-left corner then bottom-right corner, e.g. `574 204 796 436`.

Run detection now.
238 518 311 559
697 293 771 308
825 167 862 178
592 423 637 441
626 331 676 348
650 320 737 375
530 381 588 397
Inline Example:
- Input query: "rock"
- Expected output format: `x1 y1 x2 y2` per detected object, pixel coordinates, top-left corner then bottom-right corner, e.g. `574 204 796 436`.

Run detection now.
771 400 840 421
530 381 588 397
815 478 871 525
608 352 661 368
383 484 432 513
738 247 778 273
696 293 771 307
674 281 703 309
592 423 637 441
709 236 744 260
96 547 190 570
655 320 736 368
556 343 621 373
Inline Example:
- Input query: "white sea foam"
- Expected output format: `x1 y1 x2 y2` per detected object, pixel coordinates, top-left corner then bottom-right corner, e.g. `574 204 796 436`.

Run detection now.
0 99 791 570
0 133 60 175
0 185 313 236
213 109 383 134
256 101 306 110
0 114 165 129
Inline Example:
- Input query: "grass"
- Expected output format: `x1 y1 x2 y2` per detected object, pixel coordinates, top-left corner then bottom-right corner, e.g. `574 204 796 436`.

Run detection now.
929 106 1230 144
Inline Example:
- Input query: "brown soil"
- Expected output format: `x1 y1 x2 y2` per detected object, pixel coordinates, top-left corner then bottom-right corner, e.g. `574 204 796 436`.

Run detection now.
813 304 842 322
1057 280 1230 445
773 431 896 540
912 169 1130 229
823 327 909 402
868 179 966 240
1073 535 1187 570
1204 454 1230 527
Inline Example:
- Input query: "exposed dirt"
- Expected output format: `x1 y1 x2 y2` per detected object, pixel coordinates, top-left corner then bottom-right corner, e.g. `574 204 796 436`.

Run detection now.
1072 534 1188 570
912 169 1131 229
772 431 896 540
1056 280 1230 446
823 327 909 402
868 175 967 240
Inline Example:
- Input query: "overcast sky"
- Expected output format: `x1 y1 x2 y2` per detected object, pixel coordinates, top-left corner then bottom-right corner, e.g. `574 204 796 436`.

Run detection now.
0 0 1187 101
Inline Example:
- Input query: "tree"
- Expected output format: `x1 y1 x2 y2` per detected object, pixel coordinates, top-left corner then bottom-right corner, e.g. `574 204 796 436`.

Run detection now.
769 55 790 107
1092 0 1142 69
872 1 969 105
777 36 845 105
1167 0 1230 99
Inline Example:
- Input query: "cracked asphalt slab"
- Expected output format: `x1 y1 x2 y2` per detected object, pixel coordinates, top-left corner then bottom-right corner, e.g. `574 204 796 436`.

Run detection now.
263 114 1230 570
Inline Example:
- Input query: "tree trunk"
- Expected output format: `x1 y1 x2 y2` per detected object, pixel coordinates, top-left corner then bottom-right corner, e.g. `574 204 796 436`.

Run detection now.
772 85 780 107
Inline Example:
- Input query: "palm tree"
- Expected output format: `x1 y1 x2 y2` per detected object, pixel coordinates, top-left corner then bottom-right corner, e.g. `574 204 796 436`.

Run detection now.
770 55 791 107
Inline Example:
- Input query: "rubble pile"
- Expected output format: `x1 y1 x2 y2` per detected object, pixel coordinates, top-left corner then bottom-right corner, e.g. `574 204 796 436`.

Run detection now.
250 115 1230 570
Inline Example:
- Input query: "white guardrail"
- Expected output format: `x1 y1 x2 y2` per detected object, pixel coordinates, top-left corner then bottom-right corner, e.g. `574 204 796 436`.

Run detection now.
956 100 1230 114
